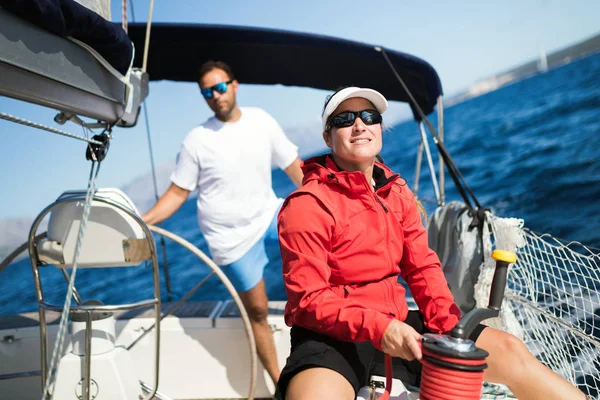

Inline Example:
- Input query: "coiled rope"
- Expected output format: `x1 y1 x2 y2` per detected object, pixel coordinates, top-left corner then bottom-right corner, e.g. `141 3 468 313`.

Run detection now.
420 347 487 400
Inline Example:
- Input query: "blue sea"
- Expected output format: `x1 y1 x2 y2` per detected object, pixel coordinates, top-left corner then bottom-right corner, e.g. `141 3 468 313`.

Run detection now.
1 52 599 315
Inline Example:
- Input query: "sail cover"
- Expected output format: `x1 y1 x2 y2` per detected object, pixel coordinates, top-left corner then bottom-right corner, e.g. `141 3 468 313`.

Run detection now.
0 0 147 125
0 0 132 75
127 23 443 120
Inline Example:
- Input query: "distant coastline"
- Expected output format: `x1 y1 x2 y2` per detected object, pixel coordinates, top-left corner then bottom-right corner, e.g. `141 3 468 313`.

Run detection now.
447 31 600 106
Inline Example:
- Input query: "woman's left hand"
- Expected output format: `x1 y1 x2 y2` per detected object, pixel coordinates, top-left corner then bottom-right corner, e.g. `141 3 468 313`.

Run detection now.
381 319 423 360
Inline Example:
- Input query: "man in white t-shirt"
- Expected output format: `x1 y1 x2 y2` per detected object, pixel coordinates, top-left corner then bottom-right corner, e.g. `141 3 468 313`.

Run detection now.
142 60 303 385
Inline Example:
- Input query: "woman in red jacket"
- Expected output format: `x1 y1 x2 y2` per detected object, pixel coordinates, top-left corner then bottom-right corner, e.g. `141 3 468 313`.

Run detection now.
275 87 586 400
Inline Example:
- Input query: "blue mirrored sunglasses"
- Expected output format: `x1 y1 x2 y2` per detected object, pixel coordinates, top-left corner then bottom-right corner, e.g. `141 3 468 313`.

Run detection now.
326 110 382 131
201 80 233 99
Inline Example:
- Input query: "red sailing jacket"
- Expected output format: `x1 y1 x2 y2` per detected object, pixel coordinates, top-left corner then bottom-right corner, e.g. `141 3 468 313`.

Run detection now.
278 155 460 350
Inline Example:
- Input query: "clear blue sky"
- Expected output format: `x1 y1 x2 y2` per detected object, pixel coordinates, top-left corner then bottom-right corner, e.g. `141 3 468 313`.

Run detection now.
1 0 599 218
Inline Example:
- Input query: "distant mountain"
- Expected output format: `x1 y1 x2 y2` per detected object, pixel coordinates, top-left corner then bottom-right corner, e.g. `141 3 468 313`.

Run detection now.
448 32 600 105
0 218 47 263
119 120 330 215
283 119 329 160
120 159 178 214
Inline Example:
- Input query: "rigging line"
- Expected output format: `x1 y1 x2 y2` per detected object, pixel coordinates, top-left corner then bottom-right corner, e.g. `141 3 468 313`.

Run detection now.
121 0 128 33
437 96 445 204
129 0 136 21
418 121 441 205
81 124 90 140
82 125 94 160
413 140 424 195
142 0 155 73
379 48 478 209
0 113 104 145
131 0 173 301
436 144 474 210
377 48 483 210
434 137 481 209
142 101 173 301
43 162 102 399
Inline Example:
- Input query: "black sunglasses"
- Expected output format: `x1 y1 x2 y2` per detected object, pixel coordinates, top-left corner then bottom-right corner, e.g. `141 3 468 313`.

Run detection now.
326 110 382 131
201 80 233 99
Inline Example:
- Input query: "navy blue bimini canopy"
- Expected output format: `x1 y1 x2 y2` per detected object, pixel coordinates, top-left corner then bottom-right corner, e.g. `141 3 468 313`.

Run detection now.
128 23 443 120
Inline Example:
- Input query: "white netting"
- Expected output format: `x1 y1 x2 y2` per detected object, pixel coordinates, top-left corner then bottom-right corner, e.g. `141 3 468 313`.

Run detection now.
475 214 600 399
474 214 527 339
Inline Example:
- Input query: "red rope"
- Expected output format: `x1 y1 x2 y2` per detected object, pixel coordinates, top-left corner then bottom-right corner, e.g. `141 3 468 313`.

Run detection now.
121 0 128 33
378 354 393 400
420 346 486 400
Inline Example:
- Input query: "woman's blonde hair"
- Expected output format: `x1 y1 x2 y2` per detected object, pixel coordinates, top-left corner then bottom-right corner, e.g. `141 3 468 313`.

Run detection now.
415 198 427 222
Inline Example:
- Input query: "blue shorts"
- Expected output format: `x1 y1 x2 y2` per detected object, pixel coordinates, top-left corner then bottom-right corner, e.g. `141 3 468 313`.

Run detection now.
220 208 280 292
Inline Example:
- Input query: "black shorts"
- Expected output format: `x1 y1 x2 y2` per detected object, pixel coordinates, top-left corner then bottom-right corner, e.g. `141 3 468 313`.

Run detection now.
274 311 486 399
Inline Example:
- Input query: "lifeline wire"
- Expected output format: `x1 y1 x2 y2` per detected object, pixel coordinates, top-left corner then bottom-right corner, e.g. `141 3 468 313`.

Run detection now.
131 0 173 300
142 101 173 299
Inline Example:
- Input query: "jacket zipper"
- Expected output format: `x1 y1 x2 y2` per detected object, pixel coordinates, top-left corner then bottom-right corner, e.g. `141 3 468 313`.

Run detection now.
371 189 399 316
374 195 388 212
373 184 405 318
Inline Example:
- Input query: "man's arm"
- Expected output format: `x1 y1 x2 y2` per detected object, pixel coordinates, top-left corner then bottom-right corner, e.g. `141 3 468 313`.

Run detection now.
284 156 304 188
142 183 190 225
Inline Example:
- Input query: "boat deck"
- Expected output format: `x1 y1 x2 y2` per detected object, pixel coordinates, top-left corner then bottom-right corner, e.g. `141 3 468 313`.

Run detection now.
0 300 288 399
0 300 286 330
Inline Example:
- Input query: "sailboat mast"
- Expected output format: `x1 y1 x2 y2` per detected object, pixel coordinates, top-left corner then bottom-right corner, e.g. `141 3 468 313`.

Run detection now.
538 46 549 72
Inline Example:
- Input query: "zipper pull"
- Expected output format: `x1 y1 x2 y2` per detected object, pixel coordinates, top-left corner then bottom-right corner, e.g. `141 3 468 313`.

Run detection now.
375 195 389 213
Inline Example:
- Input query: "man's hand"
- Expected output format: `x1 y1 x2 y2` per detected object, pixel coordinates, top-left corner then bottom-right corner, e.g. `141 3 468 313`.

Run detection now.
381 319 423 360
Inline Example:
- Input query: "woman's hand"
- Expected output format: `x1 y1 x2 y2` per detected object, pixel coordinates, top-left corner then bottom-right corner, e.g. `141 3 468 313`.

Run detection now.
381 319 423 360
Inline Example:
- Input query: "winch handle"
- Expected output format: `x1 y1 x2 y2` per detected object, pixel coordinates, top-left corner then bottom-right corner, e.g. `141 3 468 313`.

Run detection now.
450 250 517 339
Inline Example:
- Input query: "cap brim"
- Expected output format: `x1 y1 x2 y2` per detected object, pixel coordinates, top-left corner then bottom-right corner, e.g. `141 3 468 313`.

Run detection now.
322 87 388 130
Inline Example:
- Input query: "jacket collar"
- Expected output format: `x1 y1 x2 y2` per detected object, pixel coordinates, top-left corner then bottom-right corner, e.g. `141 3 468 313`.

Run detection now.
301 154 399 193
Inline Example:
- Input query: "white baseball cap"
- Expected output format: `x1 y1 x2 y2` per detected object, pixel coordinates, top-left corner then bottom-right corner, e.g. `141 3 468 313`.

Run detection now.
322 87 388 130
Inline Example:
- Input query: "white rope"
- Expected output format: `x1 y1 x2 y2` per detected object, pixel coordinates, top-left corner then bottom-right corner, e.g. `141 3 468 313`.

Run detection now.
67 37 133 83
42 163 102 399
0 113 104 145
67 36 135 114
142 0 155 73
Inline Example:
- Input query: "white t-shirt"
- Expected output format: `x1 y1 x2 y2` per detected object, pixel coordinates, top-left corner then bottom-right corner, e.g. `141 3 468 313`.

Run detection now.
170 107 298 265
